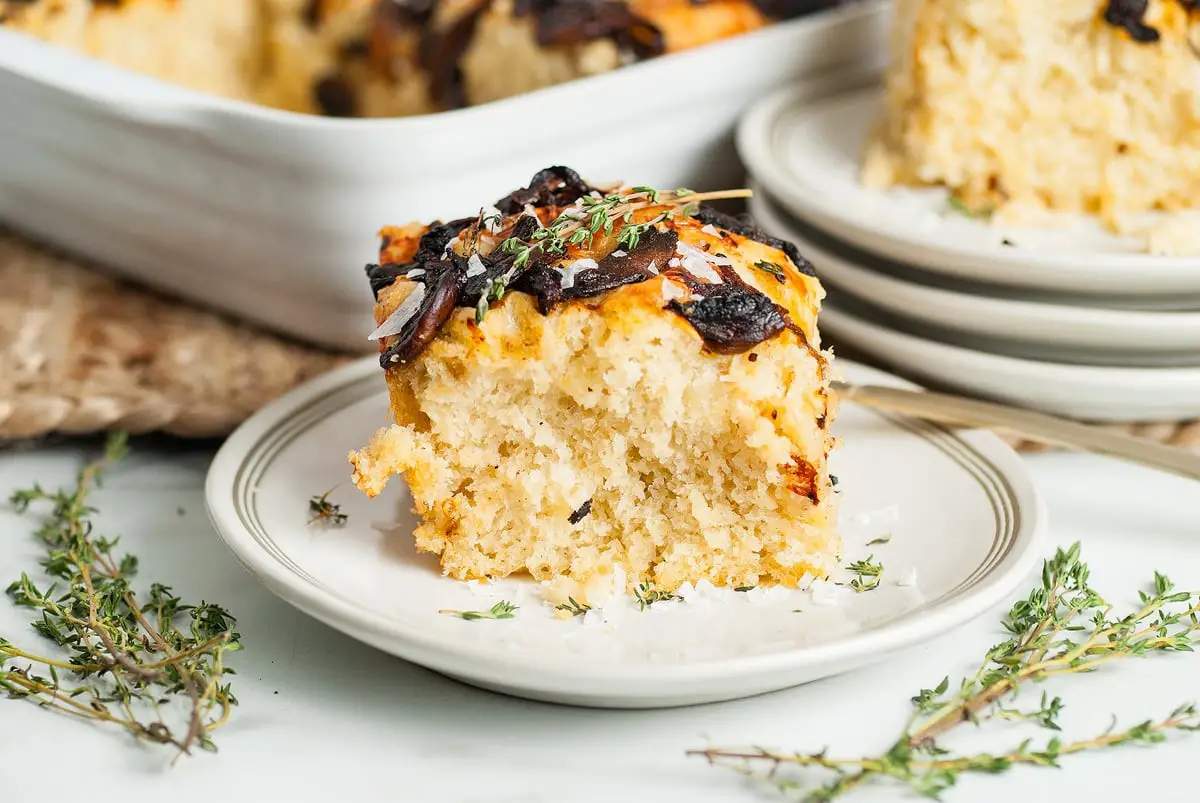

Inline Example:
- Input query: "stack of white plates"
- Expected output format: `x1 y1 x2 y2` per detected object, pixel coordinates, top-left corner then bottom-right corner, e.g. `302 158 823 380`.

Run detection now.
736 70 1200 423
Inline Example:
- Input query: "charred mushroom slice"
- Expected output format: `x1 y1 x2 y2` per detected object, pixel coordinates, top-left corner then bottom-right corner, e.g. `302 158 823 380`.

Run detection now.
692 206 816 277
460 214 548 307
366 262 417 299
314 75 358 117
563 228 678 299
667 283 790 354
419 1 491 110
495 166 598 215
416 217 477 261
366 0 438 81
380 266 465 367
531 0 665 58
503 213 543 245
458 251 520 304
1104 0 1160 42
510 265 565 313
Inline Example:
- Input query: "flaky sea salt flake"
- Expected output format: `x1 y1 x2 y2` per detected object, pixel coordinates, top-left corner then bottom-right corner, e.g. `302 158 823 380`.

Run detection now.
367 283 426 340
466 253 487 277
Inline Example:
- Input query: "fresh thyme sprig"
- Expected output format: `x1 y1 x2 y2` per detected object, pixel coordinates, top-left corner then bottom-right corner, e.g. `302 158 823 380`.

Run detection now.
841 556 883 593
634 581 681 610
475 272 514 324
556 597 591 617
307 489 348 526
689 543 1200 800
439 601 518 621
496 187 752 270
0 432 241 759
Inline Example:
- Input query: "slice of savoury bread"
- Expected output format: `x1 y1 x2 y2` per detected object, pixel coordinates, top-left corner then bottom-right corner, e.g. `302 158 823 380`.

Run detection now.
348 167 839 605
861 0 1200 232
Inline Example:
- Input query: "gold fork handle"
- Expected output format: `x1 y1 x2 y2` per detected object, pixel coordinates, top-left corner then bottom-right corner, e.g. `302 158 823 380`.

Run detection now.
832 380 1200 483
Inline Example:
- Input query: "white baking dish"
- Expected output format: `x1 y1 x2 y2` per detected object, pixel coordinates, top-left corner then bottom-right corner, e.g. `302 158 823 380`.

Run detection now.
0 1 889 352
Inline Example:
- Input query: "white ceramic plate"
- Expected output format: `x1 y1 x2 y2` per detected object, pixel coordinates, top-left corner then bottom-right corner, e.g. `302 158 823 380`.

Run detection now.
748 187 1200 367
737 80 1200 303
820 303 1200 422
205 357 1045 708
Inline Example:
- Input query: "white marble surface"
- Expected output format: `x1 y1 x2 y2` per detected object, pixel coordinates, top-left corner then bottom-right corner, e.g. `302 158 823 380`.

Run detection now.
1 440 1198 801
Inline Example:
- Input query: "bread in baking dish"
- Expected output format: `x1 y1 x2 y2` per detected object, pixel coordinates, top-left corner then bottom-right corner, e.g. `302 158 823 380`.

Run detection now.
0 0 267 102
348 166 839 605
860 0 1200 235
1 0 851 116
331 0 776 116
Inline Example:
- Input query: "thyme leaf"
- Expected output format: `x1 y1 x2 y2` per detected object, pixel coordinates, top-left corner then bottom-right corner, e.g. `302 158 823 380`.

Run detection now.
753 260 787 283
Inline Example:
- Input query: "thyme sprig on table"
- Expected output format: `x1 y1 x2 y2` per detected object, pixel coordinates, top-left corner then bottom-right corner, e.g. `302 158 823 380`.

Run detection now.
690 543 1200 800
0 433 241 759
498 187 752 269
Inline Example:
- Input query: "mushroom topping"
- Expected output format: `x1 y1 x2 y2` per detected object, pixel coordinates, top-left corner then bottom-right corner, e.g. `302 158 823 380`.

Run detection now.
1104 0 1160 43
419 2 489 109
368 167 815 364
562 229 679 299
379 264 465 367
667 283 790 354
523 0 665 58
366 262 415 299
494 166 598 216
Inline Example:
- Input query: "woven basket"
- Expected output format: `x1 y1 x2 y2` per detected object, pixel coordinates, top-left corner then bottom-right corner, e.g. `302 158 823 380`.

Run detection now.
0 232 352 441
